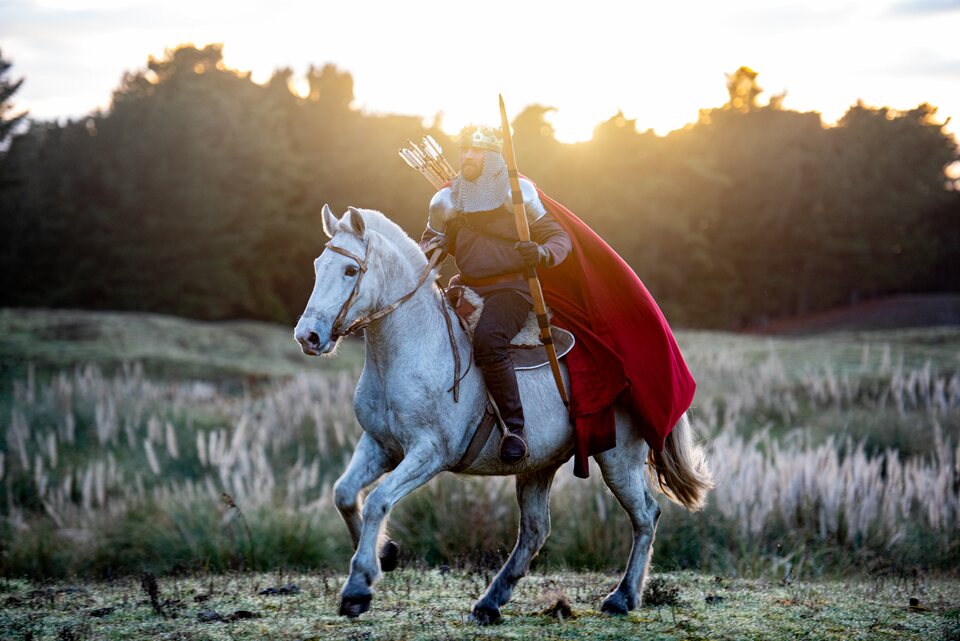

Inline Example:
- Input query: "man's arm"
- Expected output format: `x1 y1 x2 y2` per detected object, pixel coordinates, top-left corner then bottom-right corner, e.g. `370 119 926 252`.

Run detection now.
419 187 457 256
526 214 571 268
511 179 571 268
504 178 572 268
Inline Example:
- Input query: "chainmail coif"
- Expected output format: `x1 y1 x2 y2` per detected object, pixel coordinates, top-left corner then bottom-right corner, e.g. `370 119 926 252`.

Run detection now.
451 150 510 213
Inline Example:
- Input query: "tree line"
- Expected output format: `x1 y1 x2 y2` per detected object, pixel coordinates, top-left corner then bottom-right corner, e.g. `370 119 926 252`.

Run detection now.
1 46 957 329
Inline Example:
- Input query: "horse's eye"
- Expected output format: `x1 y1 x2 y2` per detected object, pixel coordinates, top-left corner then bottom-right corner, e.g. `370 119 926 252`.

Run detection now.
345 266 359 277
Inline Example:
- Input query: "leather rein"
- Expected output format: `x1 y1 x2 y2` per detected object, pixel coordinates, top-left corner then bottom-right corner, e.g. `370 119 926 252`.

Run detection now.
323 238 466 400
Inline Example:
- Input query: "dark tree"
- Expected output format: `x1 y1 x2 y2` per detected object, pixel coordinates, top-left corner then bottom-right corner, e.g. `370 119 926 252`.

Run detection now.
725 66 762 113
0 48 27 149
1 54 957 329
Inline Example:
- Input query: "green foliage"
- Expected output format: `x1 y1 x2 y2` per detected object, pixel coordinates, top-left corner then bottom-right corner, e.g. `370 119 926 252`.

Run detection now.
1 55 957 327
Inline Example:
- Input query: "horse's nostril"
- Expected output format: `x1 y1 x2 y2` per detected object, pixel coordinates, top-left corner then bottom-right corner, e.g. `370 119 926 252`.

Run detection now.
307 331 320 347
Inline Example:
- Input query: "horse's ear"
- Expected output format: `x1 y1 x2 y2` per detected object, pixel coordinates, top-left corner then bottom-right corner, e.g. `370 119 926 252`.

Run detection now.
321 204 338 239
346 206 366 238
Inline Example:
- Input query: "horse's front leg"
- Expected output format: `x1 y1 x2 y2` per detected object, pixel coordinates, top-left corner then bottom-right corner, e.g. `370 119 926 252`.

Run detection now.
472 465 559 624
334 433 391 547
339 445 443 618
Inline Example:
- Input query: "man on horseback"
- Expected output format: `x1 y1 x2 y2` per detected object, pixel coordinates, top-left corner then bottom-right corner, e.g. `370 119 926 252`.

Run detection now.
294 120 709 623
419 125 572 465
415 118 698 480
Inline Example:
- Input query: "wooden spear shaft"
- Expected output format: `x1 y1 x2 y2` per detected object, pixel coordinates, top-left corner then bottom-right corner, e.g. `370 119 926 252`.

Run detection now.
499 95 570 406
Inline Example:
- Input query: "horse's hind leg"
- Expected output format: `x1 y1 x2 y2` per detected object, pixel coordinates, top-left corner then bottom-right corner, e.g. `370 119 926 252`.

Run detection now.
595 429 661 615
333 433 401 571
472 465 559 625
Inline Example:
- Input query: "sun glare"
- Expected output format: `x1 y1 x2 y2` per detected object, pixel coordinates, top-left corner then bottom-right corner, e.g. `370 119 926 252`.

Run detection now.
8 0 955 145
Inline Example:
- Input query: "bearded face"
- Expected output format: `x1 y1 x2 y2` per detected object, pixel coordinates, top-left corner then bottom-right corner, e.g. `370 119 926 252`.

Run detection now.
460 146 485 182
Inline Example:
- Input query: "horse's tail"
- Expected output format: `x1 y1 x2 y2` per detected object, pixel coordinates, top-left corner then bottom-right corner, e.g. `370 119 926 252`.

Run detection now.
646 413 713 511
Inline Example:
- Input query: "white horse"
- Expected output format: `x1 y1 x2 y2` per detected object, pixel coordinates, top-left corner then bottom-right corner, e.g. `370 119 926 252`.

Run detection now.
294 205 712 623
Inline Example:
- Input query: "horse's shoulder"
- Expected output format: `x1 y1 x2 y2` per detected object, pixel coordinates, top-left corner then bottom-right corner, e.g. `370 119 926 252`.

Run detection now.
354 369 384 413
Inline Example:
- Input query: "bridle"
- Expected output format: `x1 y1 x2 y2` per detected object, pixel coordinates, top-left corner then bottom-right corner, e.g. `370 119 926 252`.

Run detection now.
322 238 373 339
319 237 466 400
323 238 440 338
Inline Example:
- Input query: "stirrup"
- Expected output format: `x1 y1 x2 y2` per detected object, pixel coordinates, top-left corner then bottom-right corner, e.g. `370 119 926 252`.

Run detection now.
499 430 529 465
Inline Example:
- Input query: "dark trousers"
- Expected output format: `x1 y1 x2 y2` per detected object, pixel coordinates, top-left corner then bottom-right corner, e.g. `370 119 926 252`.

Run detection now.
474 291 532 431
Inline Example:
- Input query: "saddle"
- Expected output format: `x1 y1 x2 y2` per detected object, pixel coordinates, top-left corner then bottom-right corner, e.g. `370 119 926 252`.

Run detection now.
446 284 576 370
445 282 575 472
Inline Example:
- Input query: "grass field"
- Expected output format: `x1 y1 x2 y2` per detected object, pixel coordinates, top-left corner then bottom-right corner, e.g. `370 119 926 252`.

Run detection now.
1 308 959 639
2 569 958 641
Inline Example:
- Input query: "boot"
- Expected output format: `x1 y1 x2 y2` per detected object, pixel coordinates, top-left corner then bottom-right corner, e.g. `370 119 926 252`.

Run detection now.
480 359 528 464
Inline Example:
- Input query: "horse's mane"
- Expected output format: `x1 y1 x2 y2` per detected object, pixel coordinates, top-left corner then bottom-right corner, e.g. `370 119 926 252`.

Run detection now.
355 208 427 270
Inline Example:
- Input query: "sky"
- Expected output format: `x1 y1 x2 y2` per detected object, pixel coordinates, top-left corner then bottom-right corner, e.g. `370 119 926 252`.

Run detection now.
1 0 959 144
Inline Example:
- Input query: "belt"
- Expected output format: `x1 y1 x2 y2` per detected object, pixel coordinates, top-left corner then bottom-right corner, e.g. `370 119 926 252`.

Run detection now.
458 272 526 288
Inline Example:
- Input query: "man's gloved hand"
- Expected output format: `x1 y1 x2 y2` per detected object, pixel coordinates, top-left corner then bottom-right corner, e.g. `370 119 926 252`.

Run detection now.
514 241 548 268
423 233 450 256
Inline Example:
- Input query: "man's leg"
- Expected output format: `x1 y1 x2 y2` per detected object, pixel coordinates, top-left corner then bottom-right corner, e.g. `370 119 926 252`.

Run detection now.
474 290 532 464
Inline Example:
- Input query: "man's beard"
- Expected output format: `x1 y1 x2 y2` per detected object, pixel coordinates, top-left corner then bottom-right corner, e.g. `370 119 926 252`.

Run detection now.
461 162 482 182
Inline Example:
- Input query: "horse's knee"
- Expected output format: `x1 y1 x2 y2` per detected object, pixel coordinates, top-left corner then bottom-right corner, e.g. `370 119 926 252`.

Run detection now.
334 478 357 515
361 493 389 522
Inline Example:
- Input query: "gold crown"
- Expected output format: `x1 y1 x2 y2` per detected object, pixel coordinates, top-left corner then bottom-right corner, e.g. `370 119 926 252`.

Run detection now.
458 125 502 152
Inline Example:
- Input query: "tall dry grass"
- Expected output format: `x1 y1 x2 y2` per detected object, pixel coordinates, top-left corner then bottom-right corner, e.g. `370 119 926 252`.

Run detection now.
1 337 958 578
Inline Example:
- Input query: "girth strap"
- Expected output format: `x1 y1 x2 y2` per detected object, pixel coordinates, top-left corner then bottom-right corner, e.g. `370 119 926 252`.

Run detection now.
450 406 499 472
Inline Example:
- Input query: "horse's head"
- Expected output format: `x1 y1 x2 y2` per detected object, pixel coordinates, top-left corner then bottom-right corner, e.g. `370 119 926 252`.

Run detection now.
295 204 381 356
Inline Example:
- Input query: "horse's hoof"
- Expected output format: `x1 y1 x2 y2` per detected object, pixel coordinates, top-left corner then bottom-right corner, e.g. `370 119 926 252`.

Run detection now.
379 539 400 572
471 601 502 625
600 592 630 616
339 593 372 618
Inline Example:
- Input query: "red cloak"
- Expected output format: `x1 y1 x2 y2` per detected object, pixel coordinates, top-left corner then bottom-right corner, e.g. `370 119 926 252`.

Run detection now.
532 185 696 478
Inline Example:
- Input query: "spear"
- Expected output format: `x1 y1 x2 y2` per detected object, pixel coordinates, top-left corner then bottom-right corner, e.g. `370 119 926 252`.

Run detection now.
499 95 570 406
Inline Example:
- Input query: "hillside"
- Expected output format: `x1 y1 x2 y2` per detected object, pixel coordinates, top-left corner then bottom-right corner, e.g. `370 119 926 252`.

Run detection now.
0 308 363 387
755 294 960 335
